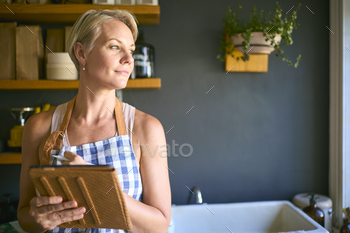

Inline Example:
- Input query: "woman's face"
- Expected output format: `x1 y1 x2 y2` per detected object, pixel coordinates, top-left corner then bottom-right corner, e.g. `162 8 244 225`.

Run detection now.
84 20 135 89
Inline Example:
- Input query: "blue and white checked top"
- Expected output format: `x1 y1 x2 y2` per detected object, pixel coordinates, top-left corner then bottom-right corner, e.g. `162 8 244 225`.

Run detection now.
46 102 142 233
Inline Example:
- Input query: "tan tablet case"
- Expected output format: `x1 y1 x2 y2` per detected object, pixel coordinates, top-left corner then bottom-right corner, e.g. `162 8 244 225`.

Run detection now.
29 166 132 230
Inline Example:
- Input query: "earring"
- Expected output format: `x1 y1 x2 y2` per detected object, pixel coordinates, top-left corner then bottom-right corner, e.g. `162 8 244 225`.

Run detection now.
83 66 85 70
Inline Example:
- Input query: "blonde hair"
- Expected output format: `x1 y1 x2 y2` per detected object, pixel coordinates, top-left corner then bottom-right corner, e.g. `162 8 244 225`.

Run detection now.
67 9 138 70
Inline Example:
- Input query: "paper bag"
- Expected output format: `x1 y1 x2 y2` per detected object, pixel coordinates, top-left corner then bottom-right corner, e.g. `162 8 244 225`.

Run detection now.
0 0 14 4
45 28 64 79
16 25 44 80
64 26 72 52
62 0 90 4
0 22 17 80
46 28 64 54
26 0 48 3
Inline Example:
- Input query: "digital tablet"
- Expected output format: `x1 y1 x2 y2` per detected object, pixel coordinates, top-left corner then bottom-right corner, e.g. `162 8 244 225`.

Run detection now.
29 165 132 230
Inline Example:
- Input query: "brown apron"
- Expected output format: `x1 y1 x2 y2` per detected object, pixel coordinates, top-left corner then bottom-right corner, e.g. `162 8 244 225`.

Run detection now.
40 96 128 165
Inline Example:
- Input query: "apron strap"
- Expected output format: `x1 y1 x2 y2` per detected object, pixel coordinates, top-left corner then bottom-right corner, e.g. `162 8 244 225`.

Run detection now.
114 97 128 136
59 95 76 132
40 96 128 165
41 131 64 165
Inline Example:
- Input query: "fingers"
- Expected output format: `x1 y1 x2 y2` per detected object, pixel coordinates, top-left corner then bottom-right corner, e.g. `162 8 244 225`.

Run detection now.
37 206 85 229
63 151 87 165
47 207 86 223
30 196 62 208
61 151 74 165
63 151 76 160
29 196 86 230
35 200 78 215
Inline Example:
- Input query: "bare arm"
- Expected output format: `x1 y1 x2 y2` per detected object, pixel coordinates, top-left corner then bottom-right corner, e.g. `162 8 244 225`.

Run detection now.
125 113 171 233
17 109 85 232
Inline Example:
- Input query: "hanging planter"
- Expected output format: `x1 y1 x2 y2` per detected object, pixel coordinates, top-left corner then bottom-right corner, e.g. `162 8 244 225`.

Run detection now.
218 2 302 68
232 32 281 55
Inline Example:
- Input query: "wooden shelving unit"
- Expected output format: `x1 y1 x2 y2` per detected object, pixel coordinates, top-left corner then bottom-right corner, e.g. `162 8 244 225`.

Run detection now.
0 4 160 25
0 5 161 164
0 153 22 164
0 78 161 90
0 5 161 88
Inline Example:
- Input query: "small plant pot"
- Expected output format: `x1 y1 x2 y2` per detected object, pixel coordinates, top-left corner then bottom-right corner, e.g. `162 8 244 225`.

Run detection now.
231 32 281 55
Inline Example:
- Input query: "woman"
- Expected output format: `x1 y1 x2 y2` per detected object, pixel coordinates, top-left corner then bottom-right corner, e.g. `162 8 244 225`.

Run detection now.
17 9 171 233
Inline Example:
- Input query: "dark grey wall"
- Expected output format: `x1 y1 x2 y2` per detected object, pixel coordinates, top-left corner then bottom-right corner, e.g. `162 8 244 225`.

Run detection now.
0 0 329 207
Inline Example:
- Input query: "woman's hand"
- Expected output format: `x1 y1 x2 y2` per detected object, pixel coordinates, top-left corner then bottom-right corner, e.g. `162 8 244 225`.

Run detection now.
61 151 88 165
29 196 85 231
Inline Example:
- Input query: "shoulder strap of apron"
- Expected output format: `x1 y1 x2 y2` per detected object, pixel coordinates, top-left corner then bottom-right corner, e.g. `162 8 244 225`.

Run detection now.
114 97 128 136
40 96 127 165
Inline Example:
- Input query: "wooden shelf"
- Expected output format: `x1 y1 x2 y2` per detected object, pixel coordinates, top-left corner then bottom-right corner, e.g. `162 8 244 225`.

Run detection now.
0 4 160 24
0 153 22 164
126 78 161 89
0 78 161 90
225 48 269 73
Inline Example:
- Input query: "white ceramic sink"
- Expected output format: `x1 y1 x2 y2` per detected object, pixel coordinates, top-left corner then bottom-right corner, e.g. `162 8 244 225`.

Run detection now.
170 201 328 233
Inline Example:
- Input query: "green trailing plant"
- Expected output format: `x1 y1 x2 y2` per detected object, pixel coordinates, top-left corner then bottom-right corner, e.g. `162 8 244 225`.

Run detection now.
217 2 302 68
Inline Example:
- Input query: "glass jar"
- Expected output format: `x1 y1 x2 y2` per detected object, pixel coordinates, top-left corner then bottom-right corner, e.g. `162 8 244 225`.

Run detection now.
132 32 155 78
